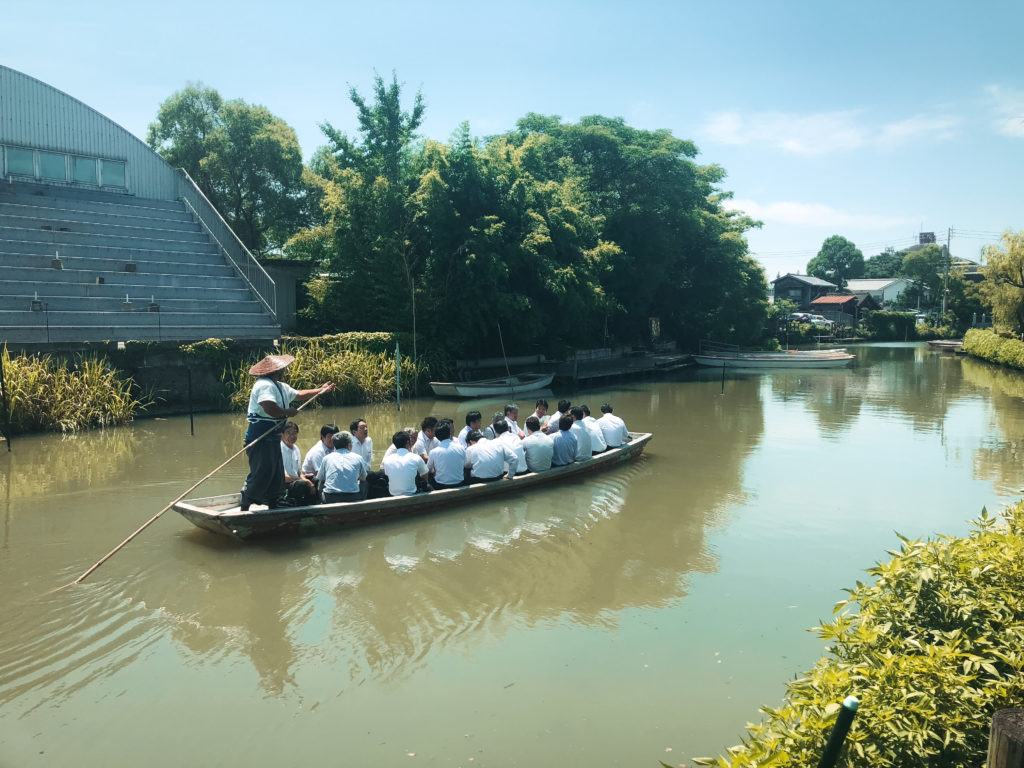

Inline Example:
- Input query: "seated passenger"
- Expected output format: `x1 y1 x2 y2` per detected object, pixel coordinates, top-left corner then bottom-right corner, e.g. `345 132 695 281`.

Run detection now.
569 406 592 460
428 421 467 490
483 411 502 440
382 427 418 464
412 416 440 460
504 404 525 438
521 416 554 472
598 403 630 447
281 421 316 505
458 411 483 446
316 431 367 504
493 418 528 475
546 399 572 434
381 430 429 496
530 399 549 431
580 404 608 453
302 424 340 476
349 418 374 466
551 415 578 466
464 430 518 482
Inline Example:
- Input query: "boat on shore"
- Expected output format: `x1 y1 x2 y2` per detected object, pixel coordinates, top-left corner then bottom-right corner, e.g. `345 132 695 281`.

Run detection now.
174 432 653 540
430 372 555 398
693 350 855 369
927 339 964 353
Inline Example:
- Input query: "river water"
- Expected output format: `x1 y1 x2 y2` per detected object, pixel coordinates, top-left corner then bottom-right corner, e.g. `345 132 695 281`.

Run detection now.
0 343 1020 767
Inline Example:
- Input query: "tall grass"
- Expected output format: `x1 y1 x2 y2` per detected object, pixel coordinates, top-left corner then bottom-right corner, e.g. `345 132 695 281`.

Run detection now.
227 336 427 408
1 346 145 434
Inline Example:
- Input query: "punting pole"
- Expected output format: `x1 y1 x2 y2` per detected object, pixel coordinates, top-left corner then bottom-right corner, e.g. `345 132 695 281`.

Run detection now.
0 346 11 452
187 367 195 437
496 323 513 400
61 385 333 589
395 343 401 412
817 695 859 768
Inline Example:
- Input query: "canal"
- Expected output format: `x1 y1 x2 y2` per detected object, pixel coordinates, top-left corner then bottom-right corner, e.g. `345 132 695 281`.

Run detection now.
0 343 1020 766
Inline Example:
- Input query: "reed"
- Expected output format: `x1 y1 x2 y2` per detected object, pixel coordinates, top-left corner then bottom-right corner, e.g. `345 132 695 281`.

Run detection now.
1 346 146 434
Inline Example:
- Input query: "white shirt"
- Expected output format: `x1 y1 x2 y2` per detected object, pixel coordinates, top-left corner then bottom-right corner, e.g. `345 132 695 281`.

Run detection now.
505 417 524 438
521 430 555 472
428 439 467 485
302 440 333 476
412 431 439 457
457 425 475 446
247 378 298 419
281 441 302 479
466 438 518 479
545 410 563 434
316 449 366 494
530 410 550 430
598 413 629 447
496 430 528 474
382 447 428 495
583 416 608 452
353 435 373 467
570 420 592 460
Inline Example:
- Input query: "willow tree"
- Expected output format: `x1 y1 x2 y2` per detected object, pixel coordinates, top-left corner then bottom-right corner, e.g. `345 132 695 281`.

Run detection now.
981 231 1024 331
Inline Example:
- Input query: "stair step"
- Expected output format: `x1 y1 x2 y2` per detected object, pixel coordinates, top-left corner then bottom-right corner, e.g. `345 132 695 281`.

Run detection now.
0 294 263 313
0 279 252 302
0 265 251 290
0 224 210 252
0 309 277 327
0 236 219 263
0 206 202 235
0 182 185 211
0 251 235 278
0 325 280 344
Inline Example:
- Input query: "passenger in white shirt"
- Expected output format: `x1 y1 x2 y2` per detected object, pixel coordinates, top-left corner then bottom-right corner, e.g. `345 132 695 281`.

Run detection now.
492 419 528 475
427 422 468 489
349 418 374 467
530 399 550 431
412 416 440 460
301 424 341 476
545 399 572 434
280 421 317 505
521 416 555 472
598 403 630 447
316 432 367 503
382 427 418 466
580 405 608 453
569 406 593 460
503 404 525 438
381 430 429 496
458 411 484 446
464 431 518 481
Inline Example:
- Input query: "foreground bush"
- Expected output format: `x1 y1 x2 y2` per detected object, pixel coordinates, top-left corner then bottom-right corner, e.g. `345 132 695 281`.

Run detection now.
227 334 427 408
963 328 1024 369
699 503 1024 768
1 347 144 434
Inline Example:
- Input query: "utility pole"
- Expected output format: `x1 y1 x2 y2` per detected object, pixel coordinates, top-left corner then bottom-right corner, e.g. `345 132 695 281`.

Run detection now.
941 226 952 317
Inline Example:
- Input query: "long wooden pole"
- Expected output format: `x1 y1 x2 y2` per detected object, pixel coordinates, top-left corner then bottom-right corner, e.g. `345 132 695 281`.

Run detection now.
0 346 11 452
63 385 331 588
497 323 513 401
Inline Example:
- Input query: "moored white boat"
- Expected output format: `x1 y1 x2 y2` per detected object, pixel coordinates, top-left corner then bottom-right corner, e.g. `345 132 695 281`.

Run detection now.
430 372 555 398
692 351 855 369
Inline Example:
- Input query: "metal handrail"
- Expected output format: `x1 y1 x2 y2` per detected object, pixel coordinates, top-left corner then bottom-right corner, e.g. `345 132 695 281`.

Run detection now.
176 169 277 320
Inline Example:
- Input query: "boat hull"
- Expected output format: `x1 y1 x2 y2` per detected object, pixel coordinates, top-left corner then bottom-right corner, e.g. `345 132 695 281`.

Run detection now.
693 354 854 369
174 432 653 540
430 373 555 398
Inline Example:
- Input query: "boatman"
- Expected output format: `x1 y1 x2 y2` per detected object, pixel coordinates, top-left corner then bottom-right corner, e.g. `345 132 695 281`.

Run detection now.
240 354 334 512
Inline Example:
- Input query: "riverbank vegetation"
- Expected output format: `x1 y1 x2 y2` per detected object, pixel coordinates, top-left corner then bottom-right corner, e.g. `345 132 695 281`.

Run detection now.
963 328 1024 369
700 502 1024 768
0 347 144 434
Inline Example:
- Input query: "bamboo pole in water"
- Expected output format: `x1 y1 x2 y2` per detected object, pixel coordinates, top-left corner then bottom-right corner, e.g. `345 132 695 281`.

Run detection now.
63 384 333 588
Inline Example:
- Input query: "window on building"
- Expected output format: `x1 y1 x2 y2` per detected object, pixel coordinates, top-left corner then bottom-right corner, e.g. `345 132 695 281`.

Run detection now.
100 159 126 188
39 151 67 181
72 156 97 184
6 147 34 177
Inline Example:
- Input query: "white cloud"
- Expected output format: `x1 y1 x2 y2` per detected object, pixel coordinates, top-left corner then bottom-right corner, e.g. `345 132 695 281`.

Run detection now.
702 109 960 155
985 84 1024 138
725 198 912 230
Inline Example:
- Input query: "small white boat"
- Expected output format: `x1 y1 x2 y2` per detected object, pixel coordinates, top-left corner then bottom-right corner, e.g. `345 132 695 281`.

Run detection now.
430 372 555 398
693 351 855 369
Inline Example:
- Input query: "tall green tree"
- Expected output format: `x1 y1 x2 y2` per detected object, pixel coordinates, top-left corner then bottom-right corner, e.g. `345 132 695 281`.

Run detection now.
980 231 1024 331
863 247 904 278
806 235 864 288
898 244 947 309
147 84 307 253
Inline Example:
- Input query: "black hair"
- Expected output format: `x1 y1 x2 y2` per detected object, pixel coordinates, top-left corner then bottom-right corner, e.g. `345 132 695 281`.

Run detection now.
320 424 340 438
392 430 411 449
525 416 541 432
492 418 509 435
570 406 585 420
466 429 484 444
284 420 299 433
557 399 571 413
558 415 574 431
421 416 438 431
466 410 482 427
435 421 452 441
601 403 613 414
504 404 518 416
535 398 548 409
349 418 366 432
581 404 591 417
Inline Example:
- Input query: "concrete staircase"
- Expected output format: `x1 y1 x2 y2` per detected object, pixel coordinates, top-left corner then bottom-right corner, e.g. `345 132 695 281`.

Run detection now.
0 181 280 344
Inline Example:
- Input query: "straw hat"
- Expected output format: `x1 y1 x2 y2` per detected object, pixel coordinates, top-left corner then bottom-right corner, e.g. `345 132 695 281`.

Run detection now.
248 354 295 376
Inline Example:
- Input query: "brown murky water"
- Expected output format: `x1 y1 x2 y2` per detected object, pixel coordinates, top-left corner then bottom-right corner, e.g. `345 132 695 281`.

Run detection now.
0 344 1020 766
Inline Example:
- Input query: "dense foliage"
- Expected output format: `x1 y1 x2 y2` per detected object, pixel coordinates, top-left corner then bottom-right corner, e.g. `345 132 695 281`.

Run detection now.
979 231 1024 332
293 75 768 356
0 348 144 434
862 247 903 279
963 328 1024 369
147 84 308 253
806 235 864 288
699 502 1024 768
862 311 917 341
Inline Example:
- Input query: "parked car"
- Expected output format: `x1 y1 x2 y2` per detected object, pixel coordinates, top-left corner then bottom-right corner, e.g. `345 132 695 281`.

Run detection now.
806 314 835 329
788 312 812 323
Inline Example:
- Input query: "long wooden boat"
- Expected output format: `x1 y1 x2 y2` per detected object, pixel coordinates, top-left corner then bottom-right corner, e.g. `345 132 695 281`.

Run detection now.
173 432 653 540
430 372 555 398
693 351 855 369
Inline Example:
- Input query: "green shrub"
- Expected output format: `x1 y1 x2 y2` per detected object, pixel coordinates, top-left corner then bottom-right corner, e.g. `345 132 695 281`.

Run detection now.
862 311 917 341
963 328 1024 369
698 503 1024 768
1 347 145 434
915 322 959 341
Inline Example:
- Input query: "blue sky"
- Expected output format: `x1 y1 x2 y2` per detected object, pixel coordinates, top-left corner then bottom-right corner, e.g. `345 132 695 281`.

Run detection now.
5 0 1021 276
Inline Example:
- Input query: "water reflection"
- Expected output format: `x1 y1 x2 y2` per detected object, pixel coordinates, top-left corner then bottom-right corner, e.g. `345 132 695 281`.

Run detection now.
960 358 1024 494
